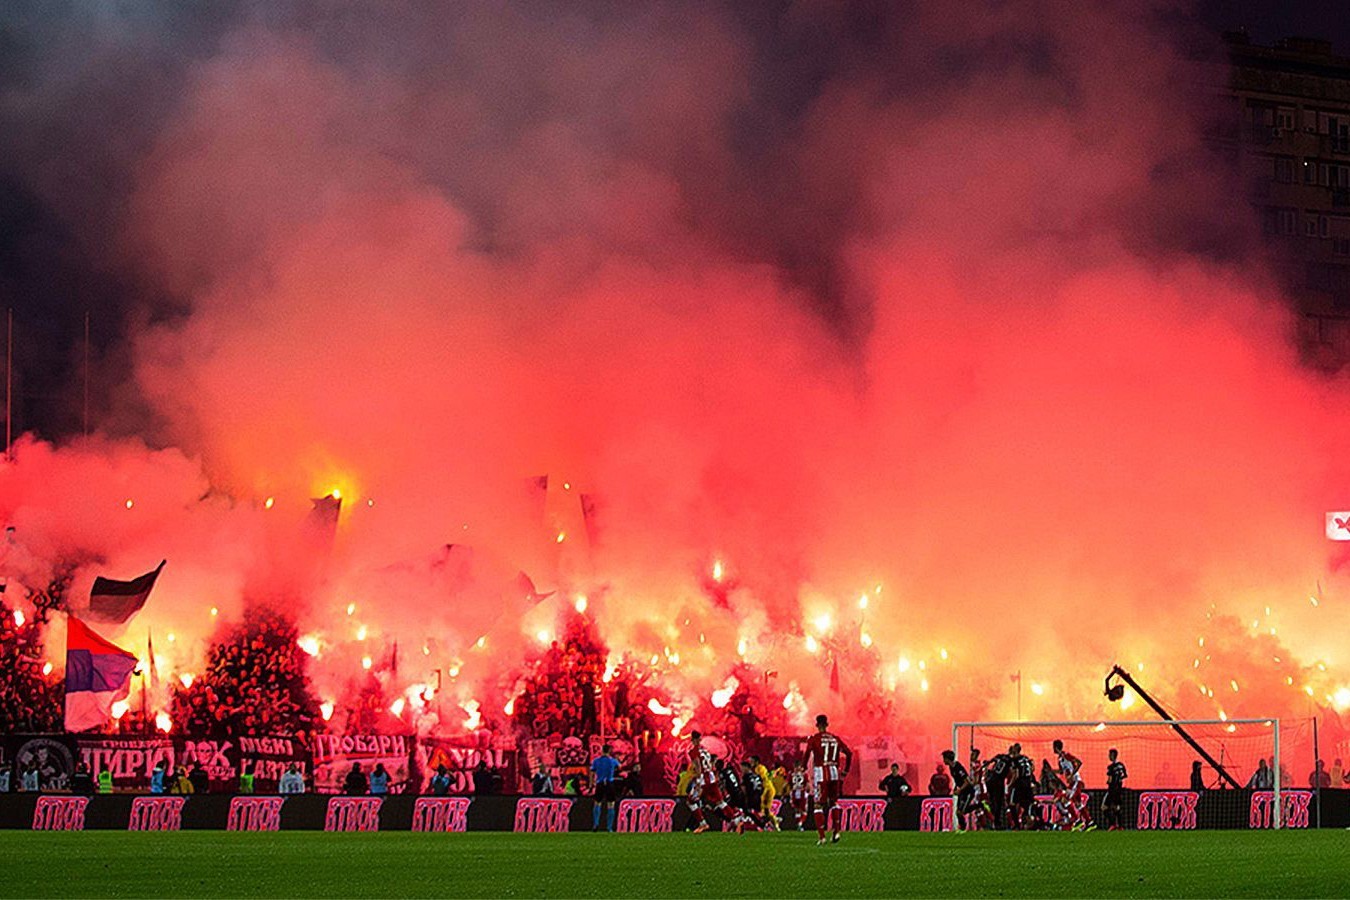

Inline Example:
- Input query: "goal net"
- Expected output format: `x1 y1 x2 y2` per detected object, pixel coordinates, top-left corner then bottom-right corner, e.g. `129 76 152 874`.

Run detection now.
949 719 1293 830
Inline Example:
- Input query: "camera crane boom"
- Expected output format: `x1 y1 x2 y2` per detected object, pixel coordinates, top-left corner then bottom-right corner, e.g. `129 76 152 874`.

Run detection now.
1103 664 1241 789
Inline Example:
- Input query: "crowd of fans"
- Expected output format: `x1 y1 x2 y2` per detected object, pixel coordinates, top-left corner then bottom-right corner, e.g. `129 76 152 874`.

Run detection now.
169 606 321 739
511 617 608 739
0 570 70 733
508 615 674 746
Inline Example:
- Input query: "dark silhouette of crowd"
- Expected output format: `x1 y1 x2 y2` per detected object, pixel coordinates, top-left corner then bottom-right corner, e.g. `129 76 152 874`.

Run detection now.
509 615 670 744
170 605 321 738
511 617 607 739
0 572 69 733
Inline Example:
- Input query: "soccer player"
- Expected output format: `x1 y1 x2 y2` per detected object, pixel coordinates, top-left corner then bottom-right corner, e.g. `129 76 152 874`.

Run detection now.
686 731 745 833
1104 748 1128 830
941 750 975 831
788 762 811 831
1052 739 1091 830
718 757 759 831
802 713 853 845
984 747 1012 830
1007 743 1037 830
750 756 780 830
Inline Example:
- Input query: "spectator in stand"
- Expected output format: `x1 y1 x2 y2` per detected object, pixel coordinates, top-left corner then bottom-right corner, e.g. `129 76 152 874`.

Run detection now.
530 765 554 796
238 763 256 794
472 761 496 795
150 761 168 795
623 760 643 798
427 765 451 796
19 762 39 792
170 766 194 794
1331 758 1346 788
188 763 210 794
880 763 911 800
1310 760 1331 789
1189 761 1205 792
97 767 113 793
279 764 306 794
0 762 10 793
70 762 94 795
370 763 391 796
1248 758 1274 790
927 763 951 796
344 762 369 795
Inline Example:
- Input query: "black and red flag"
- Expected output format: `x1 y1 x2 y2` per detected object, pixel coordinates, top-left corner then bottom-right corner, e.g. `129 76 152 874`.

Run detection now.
87 560 165 625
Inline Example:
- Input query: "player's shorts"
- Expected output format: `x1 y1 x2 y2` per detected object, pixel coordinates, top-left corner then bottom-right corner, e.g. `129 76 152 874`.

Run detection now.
813 778 842 808
594 781 618 803
955 785 976 814
700 782 726 806
1011 780 1035 808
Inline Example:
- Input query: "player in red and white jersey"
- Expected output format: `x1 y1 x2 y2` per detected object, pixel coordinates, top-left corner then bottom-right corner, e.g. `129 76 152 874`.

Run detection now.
801 713 853 845
1052 739 1092 830
686 731 746 833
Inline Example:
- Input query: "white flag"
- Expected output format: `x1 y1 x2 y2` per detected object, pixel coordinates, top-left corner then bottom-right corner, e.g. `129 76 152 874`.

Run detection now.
1326 512 1350 541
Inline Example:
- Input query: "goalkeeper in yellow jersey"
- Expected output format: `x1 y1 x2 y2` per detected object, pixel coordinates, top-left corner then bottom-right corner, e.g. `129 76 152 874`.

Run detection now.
750 755 779 830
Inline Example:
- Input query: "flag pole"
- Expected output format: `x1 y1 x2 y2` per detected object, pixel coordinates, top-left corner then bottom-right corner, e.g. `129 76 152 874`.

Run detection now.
5 307 11 461
83 309 90 437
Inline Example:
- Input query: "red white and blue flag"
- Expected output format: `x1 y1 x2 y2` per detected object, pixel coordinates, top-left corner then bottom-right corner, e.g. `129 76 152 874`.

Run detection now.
64 615 139 732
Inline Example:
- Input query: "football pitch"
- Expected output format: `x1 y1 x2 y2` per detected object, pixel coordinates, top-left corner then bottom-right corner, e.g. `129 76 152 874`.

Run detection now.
0 830 1343 898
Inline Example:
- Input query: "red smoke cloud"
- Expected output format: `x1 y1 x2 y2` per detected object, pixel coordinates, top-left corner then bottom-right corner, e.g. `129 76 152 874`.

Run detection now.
0 2 1346 763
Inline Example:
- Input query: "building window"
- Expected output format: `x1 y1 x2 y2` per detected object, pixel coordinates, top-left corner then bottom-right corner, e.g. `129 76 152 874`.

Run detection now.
1280 209 1298 235
1275 157 1295 183
1322 216 1332 239
1277 108 1296 131
1334 238 1350 257
1304 159 1317 183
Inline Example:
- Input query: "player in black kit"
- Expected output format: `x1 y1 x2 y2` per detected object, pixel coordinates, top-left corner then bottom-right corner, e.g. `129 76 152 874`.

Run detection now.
984 748 1011 830
1007 743 1037 830
941 750 975 831
1104 748 1128 830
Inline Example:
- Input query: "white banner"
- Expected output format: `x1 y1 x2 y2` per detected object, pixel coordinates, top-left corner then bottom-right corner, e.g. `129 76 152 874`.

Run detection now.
1327 512 1350 541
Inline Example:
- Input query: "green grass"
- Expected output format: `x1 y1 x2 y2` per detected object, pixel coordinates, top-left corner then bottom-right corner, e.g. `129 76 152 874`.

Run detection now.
0 830 1344 898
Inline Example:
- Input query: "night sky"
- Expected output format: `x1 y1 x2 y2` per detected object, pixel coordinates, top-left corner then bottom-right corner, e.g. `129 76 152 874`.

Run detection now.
0 0 1346 442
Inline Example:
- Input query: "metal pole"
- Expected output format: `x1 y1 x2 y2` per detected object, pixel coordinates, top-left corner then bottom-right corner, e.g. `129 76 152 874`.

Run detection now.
1313 716 1320 828
83 310 90 437
1273 718 1281 830
5 308 11 461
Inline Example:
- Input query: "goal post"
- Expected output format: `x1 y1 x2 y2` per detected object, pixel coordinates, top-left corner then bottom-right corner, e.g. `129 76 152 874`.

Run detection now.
950 718 1285 829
